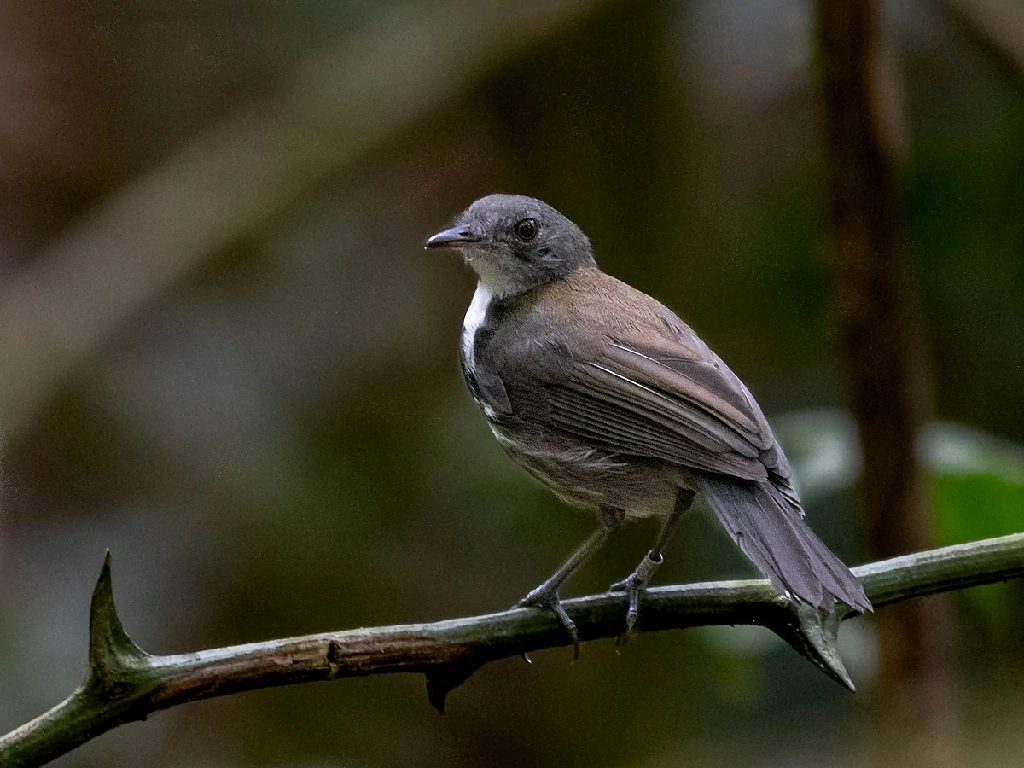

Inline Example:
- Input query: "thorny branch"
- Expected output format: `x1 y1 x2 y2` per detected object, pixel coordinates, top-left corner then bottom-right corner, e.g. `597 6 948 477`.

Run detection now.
2 533 1024 768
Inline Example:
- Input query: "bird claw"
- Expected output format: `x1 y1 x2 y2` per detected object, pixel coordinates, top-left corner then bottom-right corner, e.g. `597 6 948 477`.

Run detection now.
608 574 642 641
609 550 663 639
518 587 580 660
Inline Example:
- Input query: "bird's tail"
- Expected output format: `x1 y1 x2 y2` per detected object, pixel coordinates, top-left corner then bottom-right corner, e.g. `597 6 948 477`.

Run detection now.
696 474 872 613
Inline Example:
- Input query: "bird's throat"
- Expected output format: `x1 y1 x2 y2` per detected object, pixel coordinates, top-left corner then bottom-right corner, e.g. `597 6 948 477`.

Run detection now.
461 282 494 376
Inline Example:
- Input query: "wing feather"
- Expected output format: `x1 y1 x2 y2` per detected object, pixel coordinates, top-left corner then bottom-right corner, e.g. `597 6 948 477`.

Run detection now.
545 384 764 478
524 334 781 481
480 271 791 487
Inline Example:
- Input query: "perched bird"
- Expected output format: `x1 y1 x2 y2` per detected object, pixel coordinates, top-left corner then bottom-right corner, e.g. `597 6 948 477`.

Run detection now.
426 194 871 647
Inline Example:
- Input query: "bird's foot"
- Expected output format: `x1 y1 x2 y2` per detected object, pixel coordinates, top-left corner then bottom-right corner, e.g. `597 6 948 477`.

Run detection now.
518 584 580 660
608 550 663 637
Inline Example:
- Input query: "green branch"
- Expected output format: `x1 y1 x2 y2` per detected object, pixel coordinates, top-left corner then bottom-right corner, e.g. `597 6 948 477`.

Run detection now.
2 533 1024 768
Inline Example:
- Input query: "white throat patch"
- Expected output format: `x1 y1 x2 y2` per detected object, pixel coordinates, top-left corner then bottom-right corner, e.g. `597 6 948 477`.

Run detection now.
461 282 493 375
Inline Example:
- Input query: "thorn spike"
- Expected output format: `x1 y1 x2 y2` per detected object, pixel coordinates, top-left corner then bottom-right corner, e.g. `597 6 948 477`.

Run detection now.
774 602 855 691
424 661 482 715
88 551 147 680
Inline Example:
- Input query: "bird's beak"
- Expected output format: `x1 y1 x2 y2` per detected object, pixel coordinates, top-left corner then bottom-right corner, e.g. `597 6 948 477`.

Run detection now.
424 226 481 249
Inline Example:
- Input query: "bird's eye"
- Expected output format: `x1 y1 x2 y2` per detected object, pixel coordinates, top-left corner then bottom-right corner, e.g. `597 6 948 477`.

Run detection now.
514 218 539 241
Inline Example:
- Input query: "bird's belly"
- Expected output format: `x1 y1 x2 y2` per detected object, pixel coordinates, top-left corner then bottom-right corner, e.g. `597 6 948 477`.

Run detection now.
488 421 680 518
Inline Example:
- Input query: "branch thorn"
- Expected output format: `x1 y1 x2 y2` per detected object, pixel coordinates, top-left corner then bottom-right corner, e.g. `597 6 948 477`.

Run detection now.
425 661 482 714
774 601 855 691
87 551 148 686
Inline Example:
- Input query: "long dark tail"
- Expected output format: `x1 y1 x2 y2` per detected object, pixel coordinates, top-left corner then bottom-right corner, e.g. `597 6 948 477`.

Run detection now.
696 474 872 613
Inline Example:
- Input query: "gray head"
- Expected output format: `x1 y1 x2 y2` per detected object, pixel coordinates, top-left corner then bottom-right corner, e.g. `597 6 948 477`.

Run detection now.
425 194 596 298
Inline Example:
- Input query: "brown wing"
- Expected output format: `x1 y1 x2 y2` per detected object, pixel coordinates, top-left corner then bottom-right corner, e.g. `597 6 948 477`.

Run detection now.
542 336 776 481
482 267 796 490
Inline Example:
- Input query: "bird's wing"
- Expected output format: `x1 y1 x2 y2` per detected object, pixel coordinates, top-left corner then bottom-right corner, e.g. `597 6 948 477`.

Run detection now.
535 334 776 481
482 268 796 489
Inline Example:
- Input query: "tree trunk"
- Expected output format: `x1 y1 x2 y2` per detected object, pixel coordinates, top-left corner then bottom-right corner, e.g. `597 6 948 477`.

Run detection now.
814 2 956 765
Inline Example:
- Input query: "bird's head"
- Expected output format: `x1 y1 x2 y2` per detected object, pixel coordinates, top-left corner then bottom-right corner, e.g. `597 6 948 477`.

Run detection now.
425 194 595 298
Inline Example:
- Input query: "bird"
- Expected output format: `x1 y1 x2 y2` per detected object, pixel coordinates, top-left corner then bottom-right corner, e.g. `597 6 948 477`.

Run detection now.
425 194 871 649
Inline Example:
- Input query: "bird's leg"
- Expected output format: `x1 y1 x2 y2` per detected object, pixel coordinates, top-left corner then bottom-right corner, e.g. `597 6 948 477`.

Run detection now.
518 506 625 658
610 489 696 634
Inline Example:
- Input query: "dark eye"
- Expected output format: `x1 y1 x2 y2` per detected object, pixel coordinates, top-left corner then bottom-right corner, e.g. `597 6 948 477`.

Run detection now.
514 218 539 241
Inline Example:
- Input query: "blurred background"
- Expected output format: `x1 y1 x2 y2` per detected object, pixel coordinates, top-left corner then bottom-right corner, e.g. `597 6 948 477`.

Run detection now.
1 0 1023 766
